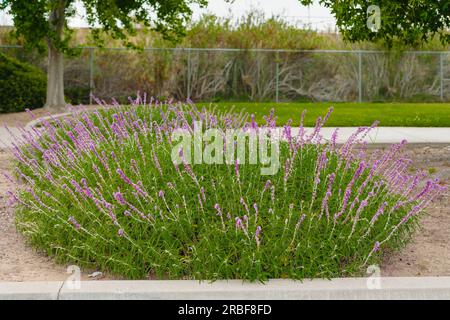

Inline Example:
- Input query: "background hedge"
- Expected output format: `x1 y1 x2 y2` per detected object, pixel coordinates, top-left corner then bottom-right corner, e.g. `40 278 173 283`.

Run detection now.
0 52 46 113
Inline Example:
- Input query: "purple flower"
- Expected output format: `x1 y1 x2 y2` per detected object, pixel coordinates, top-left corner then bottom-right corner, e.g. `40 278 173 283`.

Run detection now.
214 203 222 216
200 187 206 201
158 190 165 198
263 179 271 193
253 203 259 221
235 217 243 229
118 229 124 237
240 198 250 214
255 226 262 238
373 241 380 252
255 226 262 246
116 168 132 185
371 202 387 224
123 210 131 217
68 216 81 230
114 191 127 205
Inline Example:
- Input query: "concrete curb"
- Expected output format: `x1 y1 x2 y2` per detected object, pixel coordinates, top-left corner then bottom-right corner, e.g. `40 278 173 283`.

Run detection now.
0 281 63 300
1 277 450 300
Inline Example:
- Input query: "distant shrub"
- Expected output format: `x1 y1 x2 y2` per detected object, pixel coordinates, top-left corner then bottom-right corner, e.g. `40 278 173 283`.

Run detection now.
0 52 46 113
65 86 91 105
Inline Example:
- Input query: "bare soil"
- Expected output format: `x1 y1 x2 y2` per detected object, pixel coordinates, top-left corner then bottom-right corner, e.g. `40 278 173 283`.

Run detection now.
380 145 450 277
0 109 448 280
0 108 49 127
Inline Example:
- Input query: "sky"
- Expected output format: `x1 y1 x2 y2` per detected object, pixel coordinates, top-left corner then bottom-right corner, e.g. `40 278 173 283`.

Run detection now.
0 0 335 31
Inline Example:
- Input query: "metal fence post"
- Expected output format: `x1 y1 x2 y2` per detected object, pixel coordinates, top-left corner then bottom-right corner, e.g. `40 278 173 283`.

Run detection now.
275 51 280 103
89 47 94 105
440 52 444 101
358 51 362 103
187 49 191 100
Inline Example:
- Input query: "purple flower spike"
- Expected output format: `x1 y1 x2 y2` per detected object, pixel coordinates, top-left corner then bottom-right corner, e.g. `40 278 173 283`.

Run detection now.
118 229 124 237
114 191 127 205
373 241 380 252
158 190 165 198
68 216 81 230
255 226 262 238
255 226 262 247
214 203 222 216
235 158 240 179
124 210 131 217
263 179 271 193
235 217 243 229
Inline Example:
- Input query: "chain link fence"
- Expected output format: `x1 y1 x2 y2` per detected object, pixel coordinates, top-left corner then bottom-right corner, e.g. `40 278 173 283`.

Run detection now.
1 45 450 104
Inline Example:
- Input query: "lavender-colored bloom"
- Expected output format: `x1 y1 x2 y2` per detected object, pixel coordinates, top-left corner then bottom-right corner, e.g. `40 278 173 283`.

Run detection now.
263 179 271 193
123 210 131 217
116 168 132 185
255 226 262 237
240 198 250 214
118 229 124 237
70 179 86 199
296 214 306 230
284 159 291 181
158 190 165 198
81 178 93 198
214 203 222 216
200 187 206 201
68 216 81 229
235 217 243 229
253 203 259 216
255 226 262 247
153 151 163 175
114 191 127 205
372 241 380 252
330 128 339 147
370 202 387 224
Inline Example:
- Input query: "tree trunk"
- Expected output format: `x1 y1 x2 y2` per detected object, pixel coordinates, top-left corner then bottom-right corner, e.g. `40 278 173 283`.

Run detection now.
45 44 66 111
45 0 66 112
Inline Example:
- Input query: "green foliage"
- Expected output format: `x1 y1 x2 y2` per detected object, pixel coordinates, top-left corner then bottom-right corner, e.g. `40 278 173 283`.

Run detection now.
1 0 209 53
300 0 450 47
184 12 328 50
0 52 46 113
12 103 440 280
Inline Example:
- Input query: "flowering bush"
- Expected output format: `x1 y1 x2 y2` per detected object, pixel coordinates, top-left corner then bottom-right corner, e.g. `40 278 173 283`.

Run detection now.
8 97 445 280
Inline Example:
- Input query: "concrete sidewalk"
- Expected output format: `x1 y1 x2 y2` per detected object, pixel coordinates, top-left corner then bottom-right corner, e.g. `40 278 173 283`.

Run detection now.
1 277 450 300
309 127 450 144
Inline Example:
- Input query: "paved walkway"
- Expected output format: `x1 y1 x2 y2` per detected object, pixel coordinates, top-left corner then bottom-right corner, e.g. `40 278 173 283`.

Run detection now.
304 127 450 144
1 126 450 150
1 277 450 299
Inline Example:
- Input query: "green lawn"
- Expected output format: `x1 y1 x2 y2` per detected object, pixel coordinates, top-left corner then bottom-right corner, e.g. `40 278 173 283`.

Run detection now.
197 102 450 127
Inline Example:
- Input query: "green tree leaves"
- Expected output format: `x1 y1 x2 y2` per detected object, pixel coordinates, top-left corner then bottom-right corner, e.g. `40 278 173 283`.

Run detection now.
2 0 208 52
299 0 450 47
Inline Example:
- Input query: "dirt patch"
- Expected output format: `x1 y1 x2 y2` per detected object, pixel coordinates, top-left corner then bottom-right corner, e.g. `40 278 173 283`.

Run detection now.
0 150 69 281
0 105 101 127
0 141 449 281
0 150 114 281
0 108 49 127
381 145 450 277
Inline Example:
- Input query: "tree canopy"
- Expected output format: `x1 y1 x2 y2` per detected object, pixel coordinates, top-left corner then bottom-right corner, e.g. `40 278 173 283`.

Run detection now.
0 0 208 52
0 0 209 110
300 0 450 46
